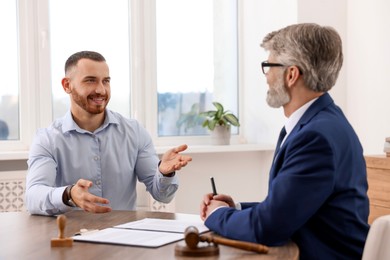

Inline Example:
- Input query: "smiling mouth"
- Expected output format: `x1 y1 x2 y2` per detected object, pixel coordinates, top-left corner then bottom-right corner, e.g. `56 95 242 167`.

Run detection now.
89 96 106 105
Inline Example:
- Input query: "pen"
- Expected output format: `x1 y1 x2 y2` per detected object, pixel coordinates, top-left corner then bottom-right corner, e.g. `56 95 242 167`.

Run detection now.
210 177 217 195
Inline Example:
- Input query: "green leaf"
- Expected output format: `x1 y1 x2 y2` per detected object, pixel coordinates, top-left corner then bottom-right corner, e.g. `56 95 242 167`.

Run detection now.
209 120 217 130
224 113 240 126
213 102 224 112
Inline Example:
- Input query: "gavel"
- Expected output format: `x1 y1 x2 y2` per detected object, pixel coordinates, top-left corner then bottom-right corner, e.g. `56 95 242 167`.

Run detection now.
184 226 269 254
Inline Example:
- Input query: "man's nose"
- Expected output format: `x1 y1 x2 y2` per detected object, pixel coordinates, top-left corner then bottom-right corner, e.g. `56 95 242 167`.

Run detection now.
95 82 106 94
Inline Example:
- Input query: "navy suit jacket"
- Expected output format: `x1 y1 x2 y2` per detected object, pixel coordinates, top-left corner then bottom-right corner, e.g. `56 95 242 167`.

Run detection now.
205 93 369 259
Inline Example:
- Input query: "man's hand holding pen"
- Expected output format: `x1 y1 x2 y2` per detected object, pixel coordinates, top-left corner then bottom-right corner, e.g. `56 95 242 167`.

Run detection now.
200 193 236 221
200 177 236 221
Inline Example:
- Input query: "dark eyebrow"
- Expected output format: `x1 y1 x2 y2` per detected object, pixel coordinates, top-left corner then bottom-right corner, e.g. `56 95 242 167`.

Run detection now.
82 76 110 81
83 76 97 80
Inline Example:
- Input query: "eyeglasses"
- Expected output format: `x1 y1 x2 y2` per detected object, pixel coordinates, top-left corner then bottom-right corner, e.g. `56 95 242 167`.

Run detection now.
261 61 285 74
261 61 303 75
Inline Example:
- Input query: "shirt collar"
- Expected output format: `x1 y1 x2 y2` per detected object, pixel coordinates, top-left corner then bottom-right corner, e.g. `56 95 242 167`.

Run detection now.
62 109 120 134
284 97 319 136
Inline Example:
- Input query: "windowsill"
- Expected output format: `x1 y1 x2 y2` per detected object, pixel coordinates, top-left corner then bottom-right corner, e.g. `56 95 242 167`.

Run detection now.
0 151 30 161
155 143 275 155
0 143 275 161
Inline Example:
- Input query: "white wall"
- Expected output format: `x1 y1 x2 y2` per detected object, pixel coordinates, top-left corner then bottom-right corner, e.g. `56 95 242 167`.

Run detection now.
347 0 390 155
174 151 274 214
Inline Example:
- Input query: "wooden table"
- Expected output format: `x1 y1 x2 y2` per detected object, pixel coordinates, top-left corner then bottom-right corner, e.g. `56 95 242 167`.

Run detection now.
0 210 299 259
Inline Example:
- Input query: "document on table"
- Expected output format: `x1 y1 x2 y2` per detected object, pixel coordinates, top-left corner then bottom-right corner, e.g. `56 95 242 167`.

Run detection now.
73 228 184 248
114 217 209 234
73 214 209 248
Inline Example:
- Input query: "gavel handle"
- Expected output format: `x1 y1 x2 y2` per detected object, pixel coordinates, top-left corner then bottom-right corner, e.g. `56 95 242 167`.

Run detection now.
200 234 269 254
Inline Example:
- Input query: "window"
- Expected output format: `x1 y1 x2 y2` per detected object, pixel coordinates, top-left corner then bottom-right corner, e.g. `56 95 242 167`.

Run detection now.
155 0 238 137
0 1 19 141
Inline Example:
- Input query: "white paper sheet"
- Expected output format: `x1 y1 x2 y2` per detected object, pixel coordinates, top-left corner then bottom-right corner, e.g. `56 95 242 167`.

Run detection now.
73 228 184 248
73 214 209 248
114 217 209 234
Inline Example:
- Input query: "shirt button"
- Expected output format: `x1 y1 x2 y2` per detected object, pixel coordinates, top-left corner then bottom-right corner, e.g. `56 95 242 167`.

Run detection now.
94 156 99 161
96 180 101 185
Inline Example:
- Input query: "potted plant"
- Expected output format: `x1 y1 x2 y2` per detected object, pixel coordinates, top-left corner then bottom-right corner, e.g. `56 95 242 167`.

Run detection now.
200 101 240 145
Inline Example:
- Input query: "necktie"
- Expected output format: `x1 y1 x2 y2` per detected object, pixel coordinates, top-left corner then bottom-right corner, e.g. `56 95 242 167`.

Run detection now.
270 126 287 185
274 126 287 157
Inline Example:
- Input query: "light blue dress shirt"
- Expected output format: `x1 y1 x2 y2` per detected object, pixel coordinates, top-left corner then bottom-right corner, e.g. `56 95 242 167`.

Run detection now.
26 110 178 215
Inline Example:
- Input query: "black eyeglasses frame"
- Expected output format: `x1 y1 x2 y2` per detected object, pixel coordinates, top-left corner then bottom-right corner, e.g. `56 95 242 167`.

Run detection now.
261 61 303 75
261 61 285 74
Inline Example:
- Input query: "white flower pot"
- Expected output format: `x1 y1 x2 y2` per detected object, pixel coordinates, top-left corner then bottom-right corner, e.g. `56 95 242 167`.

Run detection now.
210 125 231 145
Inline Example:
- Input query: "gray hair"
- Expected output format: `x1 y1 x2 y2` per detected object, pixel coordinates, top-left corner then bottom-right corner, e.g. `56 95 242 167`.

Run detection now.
261 23 343 92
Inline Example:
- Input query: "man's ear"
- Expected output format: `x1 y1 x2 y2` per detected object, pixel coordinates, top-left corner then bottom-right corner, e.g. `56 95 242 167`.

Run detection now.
61 78 71 94
285 66 300 87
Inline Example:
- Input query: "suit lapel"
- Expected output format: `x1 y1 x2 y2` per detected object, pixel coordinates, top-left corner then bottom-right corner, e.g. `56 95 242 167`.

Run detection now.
268 93 335 188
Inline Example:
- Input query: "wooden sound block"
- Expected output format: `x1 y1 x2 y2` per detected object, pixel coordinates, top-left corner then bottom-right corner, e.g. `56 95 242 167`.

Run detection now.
175 241 219 257
51 214 73 247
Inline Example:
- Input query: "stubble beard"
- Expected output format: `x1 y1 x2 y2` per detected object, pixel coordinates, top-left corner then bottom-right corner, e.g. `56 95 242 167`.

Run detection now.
71 90 108 115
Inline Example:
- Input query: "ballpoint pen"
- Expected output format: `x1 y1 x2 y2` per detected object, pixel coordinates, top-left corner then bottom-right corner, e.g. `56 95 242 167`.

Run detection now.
210 177 217 195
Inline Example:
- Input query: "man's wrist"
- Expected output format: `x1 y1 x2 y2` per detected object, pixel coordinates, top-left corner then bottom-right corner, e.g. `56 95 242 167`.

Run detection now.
158 160 176 177
63 184 77 207
163 171 176 177
209 205 228 216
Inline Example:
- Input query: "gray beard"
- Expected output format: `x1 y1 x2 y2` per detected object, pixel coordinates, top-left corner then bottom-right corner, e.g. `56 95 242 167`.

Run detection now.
266 78 290 108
